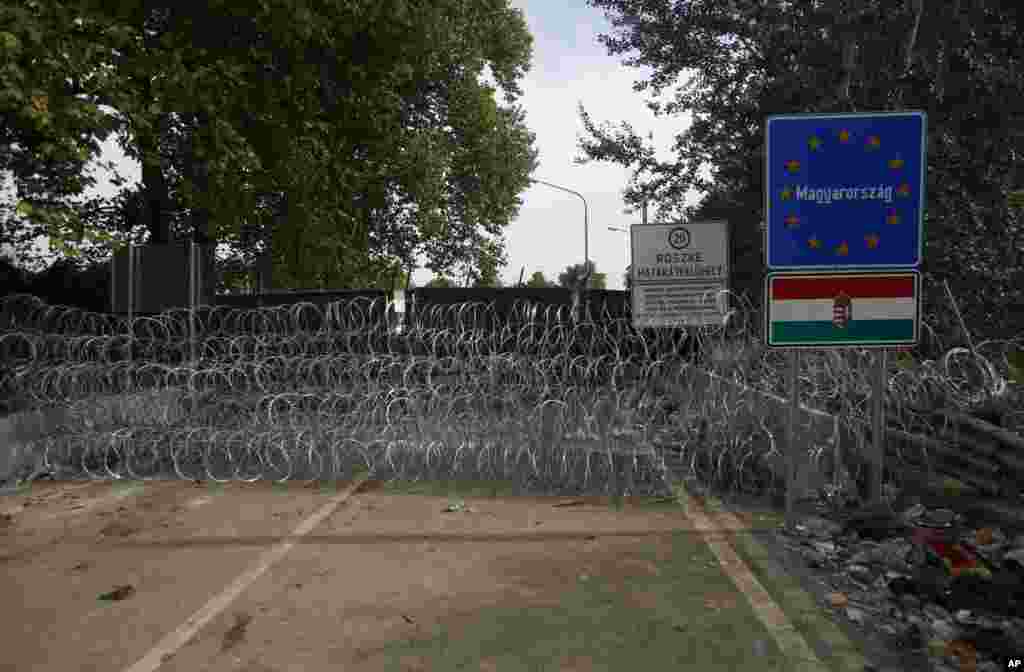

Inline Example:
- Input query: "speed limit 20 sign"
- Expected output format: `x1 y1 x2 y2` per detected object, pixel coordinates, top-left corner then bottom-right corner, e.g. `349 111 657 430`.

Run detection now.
629 221 730 329
667 226 691 249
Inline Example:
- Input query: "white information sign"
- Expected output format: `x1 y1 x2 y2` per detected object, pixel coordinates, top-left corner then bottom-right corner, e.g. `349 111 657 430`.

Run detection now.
630 221 730 328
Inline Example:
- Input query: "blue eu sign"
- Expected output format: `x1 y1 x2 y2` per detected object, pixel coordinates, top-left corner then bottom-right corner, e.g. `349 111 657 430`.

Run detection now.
765 111 926 270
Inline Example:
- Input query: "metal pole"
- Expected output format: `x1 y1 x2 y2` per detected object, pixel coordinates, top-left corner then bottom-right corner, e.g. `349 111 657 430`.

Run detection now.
530 178 589 280
870 349 887 506
127 242 134 365
189 242 198 366
617 227 633 269
110 248 117 314
785 348 801 529
624 230 631 287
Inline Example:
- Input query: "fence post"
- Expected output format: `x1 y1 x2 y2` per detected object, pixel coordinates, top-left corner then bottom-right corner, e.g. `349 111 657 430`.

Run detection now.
127 242 135 365
189 242 198 366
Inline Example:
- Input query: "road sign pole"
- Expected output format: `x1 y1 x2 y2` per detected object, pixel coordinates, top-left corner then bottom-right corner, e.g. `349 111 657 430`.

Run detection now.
785 348 801 529
127 242 134 366
190 242 198 367
869 349 886 506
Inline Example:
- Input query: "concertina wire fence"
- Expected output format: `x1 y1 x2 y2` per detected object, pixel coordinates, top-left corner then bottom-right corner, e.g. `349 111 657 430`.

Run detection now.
0 291 1019 500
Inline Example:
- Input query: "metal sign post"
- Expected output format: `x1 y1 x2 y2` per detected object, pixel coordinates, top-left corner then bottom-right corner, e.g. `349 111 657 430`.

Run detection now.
189 242 199 366
127 242 135 366
189 242 200 416
765 111 927 510
870 349 886 505
785 349 801 528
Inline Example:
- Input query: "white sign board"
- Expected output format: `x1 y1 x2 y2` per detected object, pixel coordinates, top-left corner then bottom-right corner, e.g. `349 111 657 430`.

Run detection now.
630 221 730 328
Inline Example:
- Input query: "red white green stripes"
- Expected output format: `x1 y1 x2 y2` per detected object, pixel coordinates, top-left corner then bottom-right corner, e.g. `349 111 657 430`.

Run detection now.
766 272 919 347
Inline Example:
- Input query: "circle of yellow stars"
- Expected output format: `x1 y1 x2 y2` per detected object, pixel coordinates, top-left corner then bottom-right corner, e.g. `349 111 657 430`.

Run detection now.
779 128 912 256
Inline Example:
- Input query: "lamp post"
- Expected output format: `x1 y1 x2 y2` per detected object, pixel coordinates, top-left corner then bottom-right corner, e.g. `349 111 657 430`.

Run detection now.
530 178 589 282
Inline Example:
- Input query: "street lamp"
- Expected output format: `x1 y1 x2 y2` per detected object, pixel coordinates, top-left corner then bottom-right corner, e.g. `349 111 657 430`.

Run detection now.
530 178 589 282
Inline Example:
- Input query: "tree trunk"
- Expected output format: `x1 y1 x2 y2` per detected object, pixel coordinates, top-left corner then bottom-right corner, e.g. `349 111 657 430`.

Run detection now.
257 194 283 293
136 15 172 247
139 128 172 245
189 114 212 247
189 119 215 303
903 0 924 73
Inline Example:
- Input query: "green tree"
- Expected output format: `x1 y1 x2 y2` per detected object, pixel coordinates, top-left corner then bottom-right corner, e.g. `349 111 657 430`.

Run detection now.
525 270 554 288
557 260 605 290
425 275 453 288
577 0 1024 337
1 0 539 291
0 2 130 268
459 236 505 287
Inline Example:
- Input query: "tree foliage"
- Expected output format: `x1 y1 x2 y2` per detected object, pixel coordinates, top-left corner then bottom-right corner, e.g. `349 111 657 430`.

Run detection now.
1 0 539 290
557 260 606 290
525 270 555 288
424 275 453 288
578 0 1024 338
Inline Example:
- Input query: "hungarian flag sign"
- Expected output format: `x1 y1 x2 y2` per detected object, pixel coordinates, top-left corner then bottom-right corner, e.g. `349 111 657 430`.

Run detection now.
766 272 919 347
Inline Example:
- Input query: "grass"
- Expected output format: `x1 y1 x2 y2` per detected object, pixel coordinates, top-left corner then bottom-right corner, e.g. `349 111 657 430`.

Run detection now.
371 529 793 672
684 479 866 672
342 476 705 510
367 477 517 499
729 531 867 672
110 478 140 492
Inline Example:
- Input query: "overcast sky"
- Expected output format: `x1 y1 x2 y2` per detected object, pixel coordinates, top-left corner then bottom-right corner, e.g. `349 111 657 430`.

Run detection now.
505 0 700 289
8 0 701 290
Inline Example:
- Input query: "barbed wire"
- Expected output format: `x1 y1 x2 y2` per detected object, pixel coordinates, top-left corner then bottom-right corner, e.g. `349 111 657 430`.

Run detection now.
1 291 1020 498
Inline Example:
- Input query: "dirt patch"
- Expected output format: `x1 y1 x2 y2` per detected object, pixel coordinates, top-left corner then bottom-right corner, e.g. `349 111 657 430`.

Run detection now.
151 490 785 672
488 536 674 597
98 584 136 601
0 478 362 672
221 612 253 652
322 491 691 540
99 518 142 537
0 481 150 565
206 537 670 671
3 481 799 672
353 478 386 494
625 587 663 610
703 594 740 611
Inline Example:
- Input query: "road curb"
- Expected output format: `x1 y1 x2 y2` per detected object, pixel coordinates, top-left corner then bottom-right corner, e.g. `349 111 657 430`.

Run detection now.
673 483 866 672
729 528 869 672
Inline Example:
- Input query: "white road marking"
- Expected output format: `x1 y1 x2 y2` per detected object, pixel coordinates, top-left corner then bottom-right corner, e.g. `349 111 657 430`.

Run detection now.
121 475 368 672
675 486 829 670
